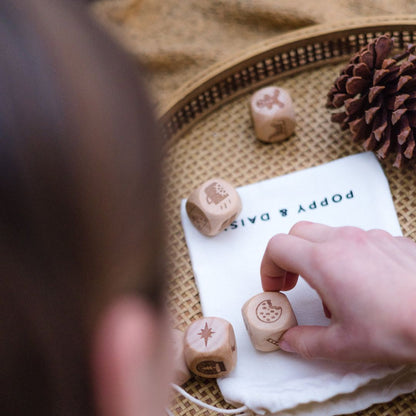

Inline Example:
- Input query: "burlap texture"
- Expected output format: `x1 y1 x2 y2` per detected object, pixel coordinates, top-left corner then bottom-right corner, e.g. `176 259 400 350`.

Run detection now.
91 0 416 107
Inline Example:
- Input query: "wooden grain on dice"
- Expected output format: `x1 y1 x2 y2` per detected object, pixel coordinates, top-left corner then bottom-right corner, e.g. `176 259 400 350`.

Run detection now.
186 178 242 236
183 317 237 378
250 86 296 143
242 292 297 352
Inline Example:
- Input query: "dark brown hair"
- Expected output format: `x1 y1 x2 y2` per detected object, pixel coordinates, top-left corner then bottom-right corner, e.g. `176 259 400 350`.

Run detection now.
0 0 165 414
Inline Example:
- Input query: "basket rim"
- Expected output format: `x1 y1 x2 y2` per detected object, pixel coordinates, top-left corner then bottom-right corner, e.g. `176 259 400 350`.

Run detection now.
158 15 416 140
163 15 416 416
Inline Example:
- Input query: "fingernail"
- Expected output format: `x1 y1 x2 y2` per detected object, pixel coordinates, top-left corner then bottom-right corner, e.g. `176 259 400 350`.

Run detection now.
279 340 295 353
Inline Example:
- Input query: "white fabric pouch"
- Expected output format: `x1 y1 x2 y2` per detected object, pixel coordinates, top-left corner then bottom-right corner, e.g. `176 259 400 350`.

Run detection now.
180 152 416 416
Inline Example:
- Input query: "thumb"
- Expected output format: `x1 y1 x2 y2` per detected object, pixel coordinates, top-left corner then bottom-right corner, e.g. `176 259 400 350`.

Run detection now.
279 325 342 360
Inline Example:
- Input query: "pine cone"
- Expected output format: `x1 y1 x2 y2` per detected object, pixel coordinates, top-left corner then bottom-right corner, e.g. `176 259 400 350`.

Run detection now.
327 35 416 168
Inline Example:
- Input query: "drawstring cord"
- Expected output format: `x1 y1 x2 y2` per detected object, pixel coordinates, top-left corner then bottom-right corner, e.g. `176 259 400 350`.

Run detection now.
167 383 253 415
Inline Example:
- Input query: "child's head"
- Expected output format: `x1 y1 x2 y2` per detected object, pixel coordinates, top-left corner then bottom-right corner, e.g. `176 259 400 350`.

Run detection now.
0 0 170 414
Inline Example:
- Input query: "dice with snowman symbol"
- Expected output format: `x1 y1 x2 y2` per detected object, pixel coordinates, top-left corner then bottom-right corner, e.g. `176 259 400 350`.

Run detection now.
250 86 296 143
242 292 297 352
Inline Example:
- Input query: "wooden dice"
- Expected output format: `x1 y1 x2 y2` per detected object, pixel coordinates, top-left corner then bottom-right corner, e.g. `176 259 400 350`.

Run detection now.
242 292 297 352
186 178 242 236
250 86 296 143
172 329 192 385
183 317 237 378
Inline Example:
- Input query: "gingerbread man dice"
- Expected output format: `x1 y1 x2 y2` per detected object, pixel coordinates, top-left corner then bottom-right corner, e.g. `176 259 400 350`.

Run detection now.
250 86 296 143
172 329 192 385
183 317 237 378
242 292 297 352
186 178 242 236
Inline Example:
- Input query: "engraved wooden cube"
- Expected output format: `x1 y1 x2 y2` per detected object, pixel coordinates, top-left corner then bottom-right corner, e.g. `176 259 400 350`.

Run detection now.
172 329 191 385
186 178 242 236
242 292 297 352
250 86 296 143
183 317 237 378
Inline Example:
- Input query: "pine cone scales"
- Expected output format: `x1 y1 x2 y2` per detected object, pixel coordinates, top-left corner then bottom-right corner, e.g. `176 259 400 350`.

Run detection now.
327 35 416 168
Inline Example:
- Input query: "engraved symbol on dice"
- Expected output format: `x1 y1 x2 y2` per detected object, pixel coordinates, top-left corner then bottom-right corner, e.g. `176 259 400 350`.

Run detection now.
204 182 229 206
266 337 279 346
187 204 209 232
196 360 226 375
256 300 282 323
198 322 215 347
268 120 287 142
256 89 285 110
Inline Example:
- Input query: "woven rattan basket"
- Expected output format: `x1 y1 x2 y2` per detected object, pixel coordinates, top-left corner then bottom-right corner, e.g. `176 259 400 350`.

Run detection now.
161 16 416 416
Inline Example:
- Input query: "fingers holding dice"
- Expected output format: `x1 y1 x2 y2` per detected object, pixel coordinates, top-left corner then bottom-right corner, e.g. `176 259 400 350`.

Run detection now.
242 292 298 352
172 292 296 386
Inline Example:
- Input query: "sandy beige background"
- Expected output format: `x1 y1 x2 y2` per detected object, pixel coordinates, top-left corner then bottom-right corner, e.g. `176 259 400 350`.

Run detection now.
91 0 416 107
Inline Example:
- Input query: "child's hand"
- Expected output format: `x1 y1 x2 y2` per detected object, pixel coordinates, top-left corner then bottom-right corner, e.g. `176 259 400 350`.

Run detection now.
260 221 416 364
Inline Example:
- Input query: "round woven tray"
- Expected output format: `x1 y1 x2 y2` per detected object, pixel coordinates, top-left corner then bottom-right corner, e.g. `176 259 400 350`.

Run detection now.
161 16 416 416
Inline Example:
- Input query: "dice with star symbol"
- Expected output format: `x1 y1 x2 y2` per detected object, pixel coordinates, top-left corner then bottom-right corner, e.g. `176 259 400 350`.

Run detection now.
183 317 237 378
250 86 296 143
